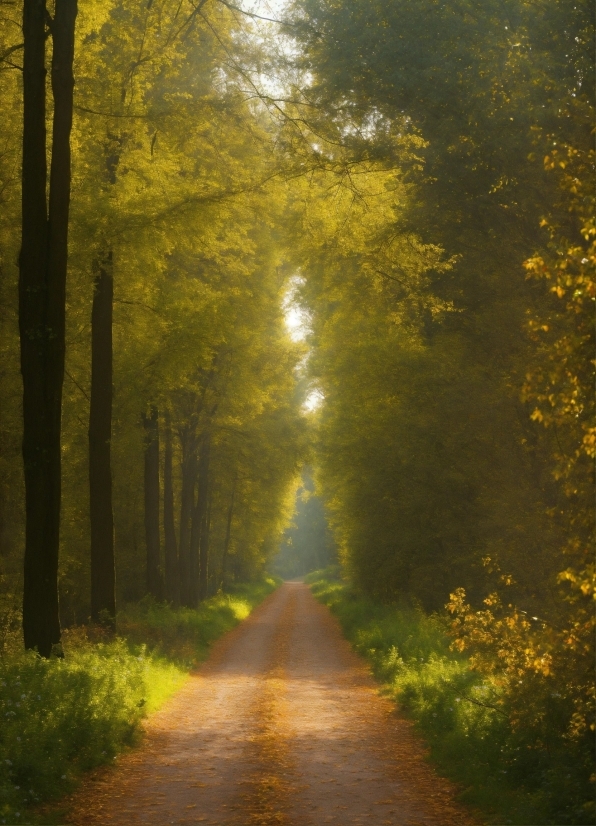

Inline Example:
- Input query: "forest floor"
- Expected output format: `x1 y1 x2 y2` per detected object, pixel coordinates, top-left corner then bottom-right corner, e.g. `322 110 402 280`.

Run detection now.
61 582 480 826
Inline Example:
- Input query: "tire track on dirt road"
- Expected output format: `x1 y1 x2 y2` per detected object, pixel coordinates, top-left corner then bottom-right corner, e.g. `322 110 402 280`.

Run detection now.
63 582 479 826
234 584 298 826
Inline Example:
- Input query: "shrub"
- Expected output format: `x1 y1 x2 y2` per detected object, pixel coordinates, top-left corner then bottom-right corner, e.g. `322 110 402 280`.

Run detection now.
0 577 279 824
308 571 594 826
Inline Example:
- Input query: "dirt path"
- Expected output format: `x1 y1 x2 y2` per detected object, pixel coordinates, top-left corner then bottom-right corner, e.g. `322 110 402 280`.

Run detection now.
65 583 479 826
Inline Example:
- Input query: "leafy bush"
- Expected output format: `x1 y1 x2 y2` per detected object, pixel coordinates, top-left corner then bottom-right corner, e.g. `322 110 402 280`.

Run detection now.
0 639 183 824
0 577 279 824
308 571 594 826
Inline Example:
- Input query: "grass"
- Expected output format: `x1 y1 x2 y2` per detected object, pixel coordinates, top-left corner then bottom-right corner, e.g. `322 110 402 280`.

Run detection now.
0 577 279 824
306 569 594 826
118 578 280 670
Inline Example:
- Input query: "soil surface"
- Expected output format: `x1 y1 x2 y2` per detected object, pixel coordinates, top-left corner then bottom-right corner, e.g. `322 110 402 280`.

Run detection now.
65 582 480 826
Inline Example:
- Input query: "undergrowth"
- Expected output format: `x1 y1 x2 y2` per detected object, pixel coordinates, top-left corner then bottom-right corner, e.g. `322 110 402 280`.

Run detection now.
307 569 594 826
0 577 279 824
118 578 279 668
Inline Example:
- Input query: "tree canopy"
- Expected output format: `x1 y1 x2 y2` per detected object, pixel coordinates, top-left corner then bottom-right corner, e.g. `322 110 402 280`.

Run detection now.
0 0 593 818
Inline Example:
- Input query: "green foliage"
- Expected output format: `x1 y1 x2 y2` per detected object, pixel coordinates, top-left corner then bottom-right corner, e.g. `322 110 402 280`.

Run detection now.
1 0 593 819
288 11 595 809
309 572 595 825
0 0 306 622
288 0 594 616
0 578 278 823
0 639 180 823
447 583 594 775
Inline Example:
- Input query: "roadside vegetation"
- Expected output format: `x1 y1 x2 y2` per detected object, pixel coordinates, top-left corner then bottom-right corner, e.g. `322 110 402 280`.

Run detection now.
0 578 278 824
291 2 594 823
0 0 592 823
307 570 594 826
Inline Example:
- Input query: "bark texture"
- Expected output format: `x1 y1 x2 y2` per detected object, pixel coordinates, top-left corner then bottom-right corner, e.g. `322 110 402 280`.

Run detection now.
20 0 77 656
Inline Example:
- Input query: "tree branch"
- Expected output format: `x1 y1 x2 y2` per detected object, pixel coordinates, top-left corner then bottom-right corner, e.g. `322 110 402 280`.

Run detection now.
0 41 23 62
461 694 508 717
65 368 90 402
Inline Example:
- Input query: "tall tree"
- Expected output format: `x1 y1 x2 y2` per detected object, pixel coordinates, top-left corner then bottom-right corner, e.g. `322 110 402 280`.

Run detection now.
89 252 115 625
142 406 162 599
177 425 197 608
197 434 211 601
289 0 593 610
20 0 77 655
163 409 179 604
1 0 307 626
220 468 237 588
88 136 122 625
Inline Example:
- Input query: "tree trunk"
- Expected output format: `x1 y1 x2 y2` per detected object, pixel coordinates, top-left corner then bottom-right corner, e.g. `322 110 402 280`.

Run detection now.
188 434 211 604
20 0 77 656
201 496 212 597
197 435 211 601
221 472 236 590
143 406 163 599
178 431 197 608
163 410 179 605
88 132 121 626
189 479 201 607
89 254 115 626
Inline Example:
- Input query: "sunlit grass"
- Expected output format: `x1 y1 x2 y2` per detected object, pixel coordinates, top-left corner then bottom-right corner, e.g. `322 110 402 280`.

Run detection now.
307 570 594 826
118 578 279 668
0 577 279 824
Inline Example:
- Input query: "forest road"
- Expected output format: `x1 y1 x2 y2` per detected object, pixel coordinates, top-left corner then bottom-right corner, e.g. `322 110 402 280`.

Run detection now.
65 582 479 826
